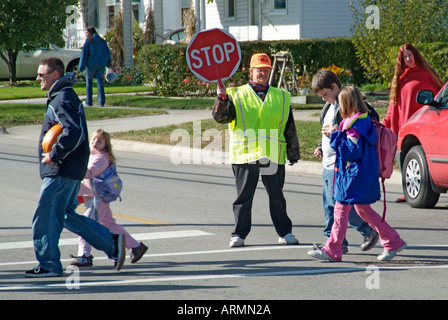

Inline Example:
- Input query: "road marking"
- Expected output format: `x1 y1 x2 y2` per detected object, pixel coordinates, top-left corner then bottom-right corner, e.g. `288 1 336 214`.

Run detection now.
1 263 448 291
76 206 173 226
0 230 212 251
1 244 448 291
112 213 173 225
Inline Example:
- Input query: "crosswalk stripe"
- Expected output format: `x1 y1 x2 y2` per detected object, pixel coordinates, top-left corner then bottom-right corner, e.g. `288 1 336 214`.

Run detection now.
0 230 213 250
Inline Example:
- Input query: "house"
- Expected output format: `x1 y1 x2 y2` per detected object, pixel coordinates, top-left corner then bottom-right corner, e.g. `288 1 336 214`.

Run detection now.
66 0 360 48
66 0 194 47
205 0 360 41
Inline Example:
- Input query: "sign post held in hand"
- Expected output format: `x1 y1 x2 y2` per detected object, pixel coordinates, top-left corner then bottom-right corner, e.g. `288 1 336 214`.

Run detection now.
186 28 241 99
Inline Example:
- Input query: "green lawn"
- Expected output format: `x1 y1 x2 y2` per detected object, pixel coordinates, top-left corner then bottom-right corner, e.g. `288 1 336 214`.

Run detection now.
0 81 151 100
0 83 388 162
0 103 165 127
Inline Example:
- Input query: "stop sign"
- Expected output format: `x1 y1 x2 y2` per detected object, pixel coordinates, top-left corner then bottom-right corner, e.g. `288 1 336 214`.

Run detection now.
186 28 241 83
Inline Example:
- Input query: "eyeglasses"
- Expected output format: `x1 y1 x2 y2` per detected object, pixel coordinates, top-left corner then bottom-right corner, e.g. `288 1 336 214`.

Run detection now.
37 70 54 78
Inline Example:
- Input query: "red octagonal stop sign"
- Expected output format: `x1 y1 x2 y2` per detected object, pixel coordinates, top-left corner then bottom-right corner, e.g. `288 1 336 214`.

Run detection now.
186 28 241 83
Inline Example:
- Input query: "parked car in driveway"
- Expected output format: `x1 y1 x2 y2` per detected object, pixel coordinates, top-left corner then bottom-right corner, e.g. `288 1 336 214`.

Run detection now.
0 44 81 80
162 27 187 44
396 82 448 208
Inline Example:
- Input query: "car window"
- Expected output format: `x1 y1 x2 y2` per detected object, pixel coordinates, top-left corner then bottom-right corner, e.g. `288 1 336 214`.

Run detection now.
171 31 187 43
435 84 448 108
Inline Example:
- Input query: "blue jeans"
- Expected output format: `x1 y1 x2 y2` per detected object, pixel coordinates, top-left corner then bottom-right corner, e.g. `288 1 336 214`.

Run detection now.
322 168 374 246
32 176 116 274
85 67 105 106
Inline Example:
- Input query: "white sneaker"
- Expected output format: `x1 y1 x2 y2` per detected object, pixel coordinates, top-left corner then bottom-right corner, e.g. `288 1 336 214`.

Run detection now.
278 233 299 245
308 248 335 262
377 242 407 261
229 236 245 247
83 101 92 108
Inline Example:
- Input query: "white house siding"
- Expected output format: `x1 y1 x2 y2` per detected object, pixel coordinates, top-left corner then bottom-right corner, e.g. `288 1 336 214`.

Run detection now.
301 0 355 39
161 0 183 32
205 0 302 41
204 0 358 42
260 1 300 40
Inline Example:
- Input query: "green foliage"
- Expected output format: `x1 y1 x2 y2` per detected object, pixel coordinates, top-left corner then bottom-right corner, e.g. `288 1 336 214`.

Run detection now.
351 0 448 83
136 38 365 96
0 0 78 82
113 66 145 85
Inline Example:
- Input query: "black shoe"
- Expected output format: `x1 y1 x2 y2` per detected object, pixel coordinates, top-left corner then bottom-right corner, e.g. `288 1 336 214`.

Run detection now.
25 266 62 278
360 231 379 251
130 242 148 263
113 234 126 271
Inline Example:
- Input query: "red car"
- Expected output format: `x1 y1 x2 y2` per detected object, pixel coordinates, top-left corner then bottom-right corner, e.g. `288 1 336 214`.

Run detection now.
396 83 448 208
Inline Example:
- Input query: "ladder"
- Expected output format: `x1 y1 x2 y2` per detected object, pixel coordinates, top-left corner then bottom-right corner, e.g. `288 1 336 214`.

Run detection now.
268 51 298 93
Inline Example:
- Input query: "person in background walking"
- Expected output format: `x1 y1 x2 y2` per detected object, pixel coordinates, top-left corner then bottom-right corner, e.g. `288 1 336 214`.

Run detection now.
213 53 300 247
79 27 112 107
383 44 443 202
308 86 406 262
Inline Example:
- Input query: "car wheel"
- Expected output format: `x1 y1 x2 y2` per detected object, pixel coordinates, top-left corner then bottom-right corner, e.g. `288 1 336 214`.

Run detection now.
67 59 84 81
402 145 440 208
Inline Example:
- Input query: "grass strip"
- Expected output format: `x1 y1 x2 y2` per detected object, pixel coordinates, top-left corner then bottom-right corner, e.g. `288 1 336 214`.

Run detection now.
0 103 165 127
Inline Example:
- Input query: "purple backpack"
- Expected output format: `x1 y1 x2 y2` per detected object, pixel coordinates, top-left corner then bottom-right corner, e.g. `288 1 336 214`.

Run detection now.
92 164 123 203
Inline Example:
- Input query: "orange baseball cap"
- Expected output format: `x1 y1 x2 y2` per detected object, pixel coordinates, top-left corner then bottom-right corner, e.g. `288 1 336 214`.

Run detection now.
250 53 273 69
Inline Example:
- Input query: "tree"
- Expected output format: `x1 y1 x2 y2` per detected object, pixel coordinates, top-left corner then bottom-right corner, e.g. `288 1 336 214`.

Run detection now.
0 0 77 84
351 0 448 83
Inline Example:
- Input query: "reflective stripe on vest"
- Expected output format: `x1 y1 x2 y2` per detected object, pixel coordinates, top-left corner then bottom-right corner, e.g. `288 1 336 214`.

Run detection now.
227 84 290 164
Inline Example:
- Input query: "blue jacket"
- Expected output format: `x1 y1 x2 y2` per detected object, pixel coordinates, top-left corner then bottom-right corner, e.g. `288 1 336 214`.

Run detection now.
38 73 90 180
330 113 380 205
79 34 112 72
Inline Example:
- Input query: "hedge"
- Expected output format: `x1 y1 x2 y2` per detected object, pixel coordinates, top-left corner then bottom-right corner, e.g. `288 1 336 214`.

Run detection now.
136 38 448 97
136 37 366 96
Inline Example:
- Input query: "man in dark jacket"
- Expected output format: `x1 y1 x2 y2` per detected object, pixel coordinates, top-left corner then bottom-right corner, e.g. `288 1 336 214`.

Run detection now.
26 57 125 278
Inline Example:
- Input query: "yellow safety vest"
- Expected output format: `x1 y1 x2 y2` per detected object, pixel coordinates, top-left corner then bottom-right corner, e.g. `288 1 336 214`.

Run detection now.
227 84 290 164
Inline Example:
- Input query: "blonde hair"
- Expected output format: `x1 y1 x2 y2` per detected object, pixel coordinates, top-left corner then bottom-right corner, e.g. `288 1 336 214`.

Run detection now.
91 129 116 164
338 86 369 119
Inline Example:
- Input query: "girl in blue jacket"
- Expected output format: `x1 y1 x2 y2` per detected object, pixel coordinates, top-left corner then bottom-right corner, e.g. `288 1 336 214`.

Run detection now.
308 86 406 262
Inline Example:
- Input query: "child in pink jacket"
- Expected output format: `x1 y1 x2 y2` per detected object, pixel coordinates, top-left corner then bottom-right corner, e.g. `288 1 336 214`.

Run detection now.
71 129 147 267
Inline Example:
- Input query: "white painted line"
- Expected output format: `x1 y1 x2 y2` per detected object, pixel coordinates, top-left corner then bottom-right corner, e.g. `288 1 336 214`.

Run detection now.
1 264 448 291
0 230 213 250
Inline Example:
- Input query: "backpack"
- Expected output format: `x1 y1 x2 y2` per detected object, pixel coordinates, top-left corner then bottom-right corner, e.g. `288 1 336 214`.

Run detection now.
91 164 123 203
372 119 397 221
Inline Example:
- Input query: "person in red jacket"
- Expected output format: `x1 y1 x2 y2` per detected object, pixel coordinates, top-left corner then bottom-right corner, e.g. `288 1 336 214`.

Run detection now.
383 44 443 202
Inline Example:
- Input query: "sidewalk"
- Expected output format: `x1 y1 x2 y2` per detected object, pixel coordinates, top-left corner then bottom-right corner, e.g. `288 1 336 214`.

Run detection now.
0 97 402 185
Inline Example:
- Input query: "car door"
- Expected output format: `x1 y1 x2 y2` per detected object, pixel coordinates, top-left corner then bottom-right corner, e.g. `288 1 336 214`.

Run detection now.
18 45 62 78
423 84 448 187
0 58 9 80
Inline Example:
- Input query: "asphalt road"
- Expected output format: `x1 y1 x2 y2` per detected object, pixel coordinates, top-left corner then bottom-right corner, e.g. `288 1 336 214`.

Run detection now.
1 129 448 303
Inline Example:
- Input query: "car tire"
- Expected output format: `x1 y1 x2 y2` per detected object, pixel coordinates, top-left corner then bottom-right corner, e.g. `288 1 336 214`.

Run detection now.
402 145 440 208
66 59 83 80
